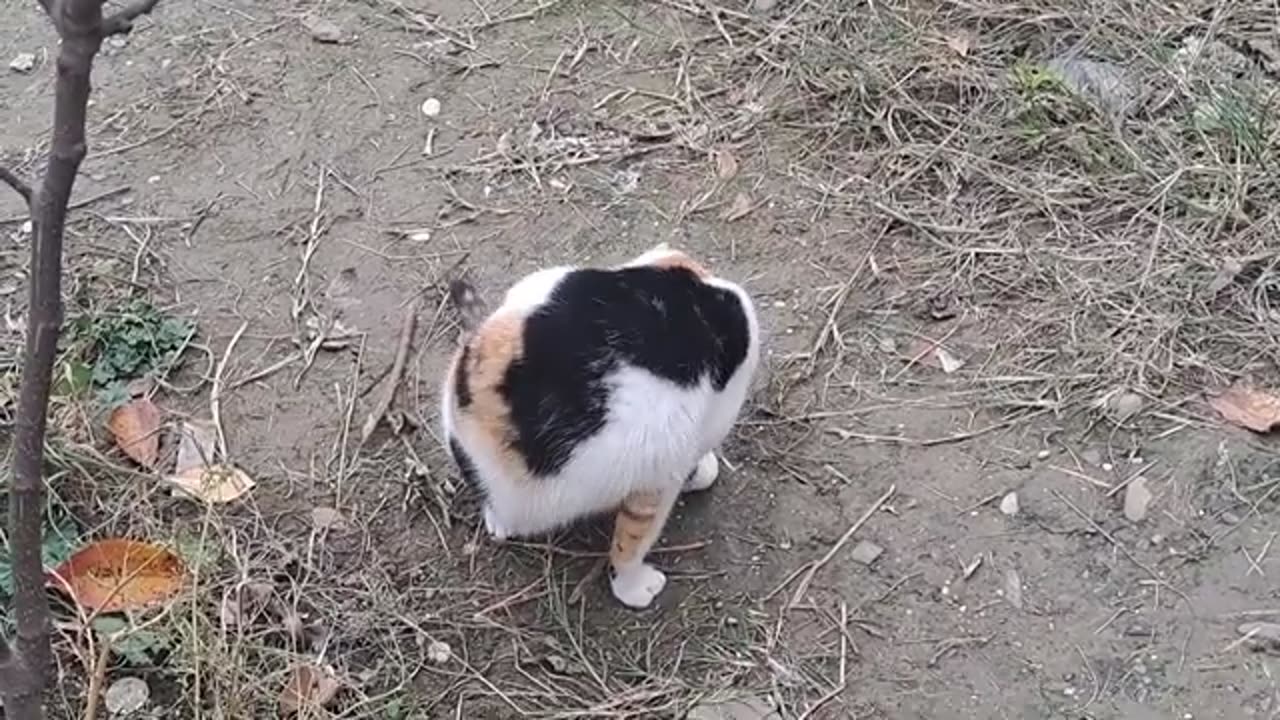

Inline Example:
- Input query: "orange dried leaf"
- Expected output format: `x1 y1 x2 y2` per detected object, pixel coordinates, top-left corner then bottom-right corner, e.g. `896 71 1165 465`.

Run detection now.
1208 385 1280 433
107 399 161 468
166 464 255 504
49 539 185 613
279 662 341 713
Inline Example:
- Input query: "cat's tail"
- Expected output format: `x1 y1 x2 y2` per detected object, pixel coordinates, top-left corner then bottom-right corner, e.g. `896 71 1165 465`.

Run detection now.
447 277 488 334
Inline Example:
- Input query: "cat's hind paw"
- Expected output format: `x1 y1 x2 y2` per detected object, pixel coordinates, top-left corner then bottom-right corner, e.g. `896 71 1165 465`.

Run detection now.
682 452 720 493
610 563 668 609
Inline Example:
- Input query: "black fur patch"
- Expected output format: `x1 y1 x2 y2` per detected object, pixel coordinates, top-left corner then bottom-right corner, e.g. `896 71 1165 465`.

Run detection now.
499 265 751 478
448 436 480 489
454 345 472 408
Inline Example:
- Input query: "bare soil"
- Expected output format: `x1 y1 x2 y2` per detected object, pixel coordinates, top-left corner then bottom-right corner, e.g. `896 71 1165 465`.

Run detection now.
3 1 1280 718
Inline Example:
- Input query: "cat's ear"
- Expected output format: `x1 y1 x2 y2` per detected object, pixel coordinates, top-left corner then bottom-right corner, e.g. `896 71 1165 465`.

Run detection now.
448 277 488 334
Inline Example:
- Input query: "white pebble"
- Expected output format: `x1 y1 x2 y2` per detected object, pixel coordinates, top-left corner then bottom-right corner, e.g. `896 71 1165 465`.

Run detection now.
420 97 442 117
999 492 1020 516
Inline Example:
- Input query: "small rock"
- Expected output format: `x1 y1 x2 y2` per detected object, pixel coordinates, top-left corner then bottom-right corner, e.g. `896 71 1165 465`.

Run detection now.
1046 54 1139 118
1108 391 1144 421
849 540 884 566
104 677 149 716
1124 622 1154 638
1004 568 1023 610
310 506 347 531
9 52 35 74
426 639 451 664
750 0 778 11
420 97 442 117
1238 622 1280 651
1124 477 1153 522
1036 449 1051 460
302 15 351 44
999 492 1020 516
688 695 777 720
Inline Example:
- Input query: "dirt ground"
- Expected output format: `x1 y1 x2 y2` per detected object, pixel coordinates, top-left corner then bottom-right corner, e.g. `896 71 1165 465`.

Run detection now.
3 0 1280 718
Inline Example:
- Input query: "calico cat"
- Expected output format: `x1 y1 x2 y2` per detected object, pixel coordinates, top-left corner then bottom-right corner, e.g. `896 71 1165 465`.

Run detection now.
440 244 760 609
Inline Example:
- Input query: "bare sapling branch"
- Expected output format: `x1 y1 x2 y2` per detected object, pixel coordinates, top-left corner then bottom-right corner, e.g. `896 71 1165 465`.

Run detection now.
0 1 163 719
0 166 33 205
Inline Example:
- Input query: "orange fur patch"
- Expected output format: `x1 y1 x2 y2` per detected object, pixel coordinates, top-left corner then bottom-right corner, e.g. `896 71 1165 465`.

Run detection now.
611 490 663 566
647 251 709 279
452 312 529 479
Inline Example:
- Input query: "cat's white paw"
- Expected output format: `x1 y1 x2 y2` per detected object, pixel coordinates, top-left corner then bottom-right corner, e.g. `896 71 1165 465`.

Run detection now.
682 452 720 492
483 504 511 540
610 563 668 609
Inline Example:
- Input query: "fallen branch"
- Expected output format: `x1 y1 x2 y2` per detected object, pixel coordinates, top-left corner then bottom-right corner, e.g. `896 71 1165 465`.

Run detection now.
360 298 420 445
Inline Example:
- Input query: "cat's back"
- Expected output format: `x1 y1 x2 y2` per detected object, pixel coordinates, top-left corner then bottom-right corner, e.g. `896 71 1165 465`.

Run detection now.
502 257 753 391
448 248 758 481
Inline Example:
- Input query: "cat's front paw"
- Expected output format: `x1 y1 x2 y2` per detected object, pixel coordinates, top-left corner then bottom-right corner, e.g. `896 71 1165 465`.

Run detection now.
610 563 668 609
483 504 511 540
682 452 720 492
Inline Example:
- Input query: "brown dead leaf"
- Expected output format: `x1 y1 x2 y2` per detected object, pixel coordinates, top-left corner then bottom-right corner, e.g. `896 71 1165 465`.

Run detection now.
1208 384 1280 433
174 419 218 474
713 148 739 180
720 192 753 222
166 464 255 504
279 662 340 713
107 399 161 468
49 539 186 613
945 29 975 56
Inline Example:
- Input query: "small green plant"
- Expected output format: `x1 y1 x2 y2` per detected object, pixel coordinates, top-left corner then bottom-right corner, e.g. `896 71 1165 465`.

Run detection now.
0 514 76 600
67 298 193 407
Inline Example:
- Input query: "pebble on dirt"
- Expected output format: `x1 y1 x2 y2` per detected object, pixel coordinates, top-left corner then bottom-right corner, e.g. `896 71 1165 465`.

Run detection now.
1000 492 1020 516
105 676 150 716
421 97 442 117
850 540 884 565
302 15 352 45
1124 476 1153 522
688 695 777 720
8 52 35 73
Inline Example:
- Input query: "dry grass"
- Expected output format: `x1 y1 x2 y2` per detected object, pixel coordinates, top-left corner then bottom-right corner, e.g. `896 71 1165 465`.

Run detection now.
657 0 1280 431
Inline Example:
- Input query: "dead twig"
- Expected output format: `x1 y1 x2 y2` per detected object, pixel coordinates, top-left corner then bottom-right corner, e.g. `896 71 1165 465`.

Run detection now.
786 484 896 607
360 298 420 445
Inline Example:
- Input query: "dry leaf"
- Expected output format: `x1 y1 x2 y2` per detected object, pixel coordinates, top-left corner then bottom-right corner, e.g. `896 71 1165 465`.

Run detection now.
720 192 753 222
904 339 966 373
49 539 186 613
166 464 255 504
174 419 218 474
713 148 739 180
1208 384 1280 433
279 662 340 713
945 30 975 56
108 399 161 468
